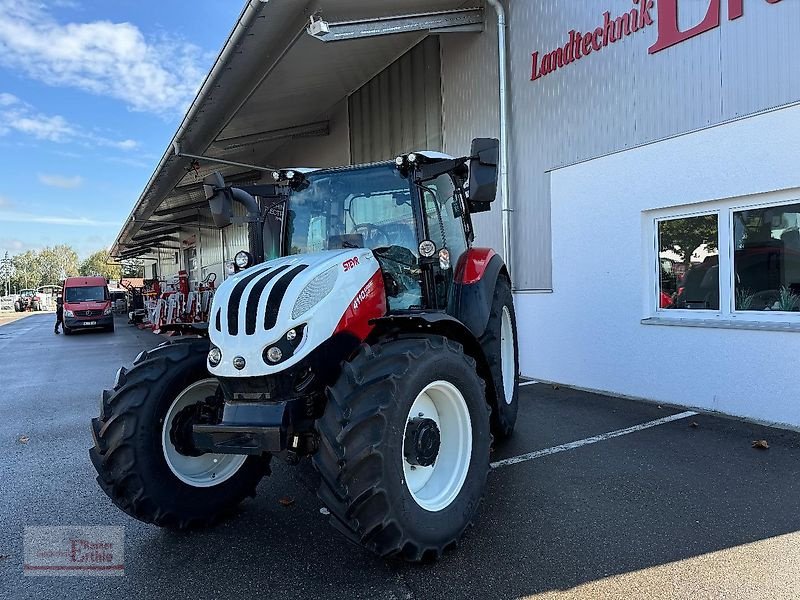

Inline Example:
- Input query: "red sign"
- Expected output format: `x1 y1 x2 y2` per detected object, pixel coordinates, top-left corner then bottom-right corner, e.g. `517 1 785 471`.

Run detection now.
649 0 783 53
531 0 783 81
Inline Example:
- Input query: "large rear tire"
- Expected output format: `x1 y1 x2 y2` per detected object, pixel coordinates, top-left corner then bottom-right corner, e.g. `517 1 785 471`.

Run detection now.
480 276 519 440
89 337 269 528
314 336 491 562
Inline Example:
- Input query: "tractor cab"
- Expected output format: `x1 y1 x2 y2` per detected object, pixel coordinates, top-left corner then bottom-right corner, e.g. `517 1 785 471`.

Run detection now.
213 139 500 317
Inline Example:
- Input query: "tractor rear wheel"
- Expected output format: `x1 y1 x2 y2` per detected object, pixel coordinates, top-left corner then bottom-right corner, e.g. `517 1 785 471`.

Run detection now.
480 276 519 440
314 336 491 562
89 337 269 528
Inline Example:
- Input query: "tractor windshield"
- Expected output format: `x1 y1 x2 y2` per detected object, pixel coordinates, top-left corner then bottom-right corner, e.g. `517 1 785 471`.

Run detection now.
285 165 416 254
283 164 423 309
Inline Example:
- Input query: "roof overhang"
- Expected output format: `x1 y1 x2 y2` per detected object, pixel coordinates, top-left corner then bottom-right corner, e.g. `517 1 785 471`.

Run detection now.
111 0 481 258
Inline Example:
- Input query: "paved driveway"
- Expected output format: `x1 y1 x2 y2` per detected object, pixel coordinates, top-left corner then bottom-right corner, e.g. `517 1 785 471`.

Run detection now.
1 314 799 599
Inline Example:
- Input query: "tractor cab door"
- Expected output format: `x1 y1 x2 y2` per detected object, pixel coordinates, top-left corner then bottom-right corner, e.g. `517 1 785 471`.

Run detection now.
419 173 469 311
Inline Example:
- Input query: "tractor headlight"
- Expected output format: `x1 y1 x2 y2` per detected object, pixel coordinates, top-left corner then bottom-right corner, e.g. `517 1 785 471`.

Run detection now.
265 346 283 363
291 265 338 319
262 324 306 365
64 309 74 318
234 251 252 270
208 345 222 367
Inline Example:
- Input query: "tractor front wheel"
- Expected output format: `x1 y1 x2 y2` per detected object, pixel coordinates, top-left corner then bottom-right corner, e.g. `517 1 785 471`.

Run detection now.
314 336 491 562
89 337 269 528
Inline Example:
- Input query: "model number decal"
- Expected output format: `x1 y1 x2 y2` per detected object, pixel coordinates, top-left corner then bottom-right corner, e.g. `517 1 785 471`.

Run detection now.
352 280 374 311
342 256 360 272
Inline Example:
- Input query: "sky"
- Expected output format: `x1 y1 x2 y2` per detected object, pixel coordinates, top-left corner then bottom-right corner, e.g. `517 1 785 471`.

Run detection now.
0 0 242 259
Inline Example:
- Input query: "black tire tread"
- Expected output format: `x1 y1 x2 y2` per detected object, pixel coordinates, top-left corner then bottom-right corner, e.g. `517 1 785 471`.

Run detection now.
313 336 489 562
89 337 267 529
480 276 519 440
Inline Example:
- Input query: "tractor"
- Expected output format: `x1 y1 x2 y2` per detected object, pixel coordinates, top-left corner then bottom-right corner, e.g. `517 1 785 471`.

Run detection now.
90 138 519 562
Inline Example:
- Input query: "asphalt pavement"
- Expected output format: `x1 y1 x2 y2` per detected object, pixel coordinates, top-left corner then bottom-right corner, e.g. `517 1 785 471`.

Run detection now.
1 313 799 599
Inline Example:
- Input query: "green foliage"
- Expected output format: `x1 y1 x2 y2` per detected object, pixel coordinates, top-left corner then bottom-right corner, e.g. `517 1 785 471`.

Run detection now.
776 286 800 312
659 215 718 265
9 245 79 291
80 250 122 282
121 258 145 278
735 288 755 311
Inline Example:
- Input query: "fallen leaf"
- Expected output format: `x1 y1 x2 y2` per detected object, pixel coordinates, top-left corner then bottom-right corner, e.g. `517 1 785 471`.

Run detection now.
17 435 29 444
752 439 769 450
319 507 330 516
278 497 295 507
689 422 699 428
552 384 560 390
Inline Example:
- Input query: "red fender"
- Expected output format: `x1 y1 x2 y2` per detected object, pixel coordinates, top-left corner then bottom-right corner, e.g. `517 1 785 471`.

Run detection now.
456 248 497 284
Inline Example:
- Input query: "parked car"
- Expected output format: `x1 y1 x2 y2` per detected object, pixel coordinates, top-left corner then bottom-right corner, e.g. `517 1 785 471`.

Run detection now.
62 276 114 334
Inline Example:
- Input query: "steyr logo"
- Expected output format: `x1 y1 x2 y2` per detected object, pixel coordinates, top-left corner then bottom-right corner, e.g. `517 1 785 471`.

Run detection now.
342 256 360 272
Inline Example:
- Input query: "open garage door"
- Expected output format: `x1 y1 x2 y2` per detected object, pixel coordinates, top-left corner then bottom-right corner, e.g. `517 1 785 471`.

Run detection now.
349 37 442 164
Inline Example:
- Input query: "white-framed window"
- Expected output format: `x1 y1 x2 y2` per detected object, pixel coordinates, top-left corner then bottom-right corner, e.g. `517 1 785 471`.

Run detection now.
649 189 800 323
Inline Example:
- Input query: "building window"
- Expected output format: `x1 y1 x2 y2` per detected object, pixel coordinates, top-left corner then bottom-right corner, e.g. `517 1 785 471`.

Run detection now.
651 195 800 322
734 203 800 312
658 214 719 310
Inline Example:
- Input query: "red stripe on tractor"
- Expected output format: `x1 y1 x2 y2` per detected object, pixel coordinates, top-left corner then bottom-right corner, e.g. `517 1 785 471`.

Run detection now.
456 248 496 284
334 270 387 340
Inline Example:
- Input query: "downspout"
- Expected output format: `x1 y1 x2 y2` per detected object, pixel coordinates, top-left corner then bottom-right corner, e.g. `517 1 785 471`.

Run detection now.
485 0 512 283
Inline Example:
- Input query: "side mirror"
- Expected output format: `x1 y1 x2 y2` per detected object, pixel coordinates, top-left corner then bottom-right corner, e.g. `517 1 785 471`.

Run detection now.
203 172 232 228
468 138 499 210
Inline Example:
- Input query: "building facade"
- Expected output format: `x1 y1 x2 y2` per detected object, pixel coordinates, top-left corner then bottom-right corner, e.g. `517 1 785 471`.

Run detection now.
114 0 800 427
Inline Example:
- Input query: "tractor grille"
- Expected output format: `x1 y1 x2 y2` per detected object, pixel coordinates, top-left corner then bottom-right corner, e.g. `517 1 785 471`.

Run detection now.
221 263 308 336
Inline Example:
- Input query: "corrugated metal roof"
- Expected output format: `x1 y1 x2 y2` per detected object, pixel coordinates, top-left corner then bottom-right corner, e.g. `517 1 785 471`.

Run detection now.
112 0 476 257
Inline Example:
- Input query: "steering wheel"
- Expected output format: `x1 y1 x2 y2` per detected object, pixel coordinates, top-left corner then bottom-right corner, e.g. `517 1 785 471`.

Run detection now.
353 223 392 248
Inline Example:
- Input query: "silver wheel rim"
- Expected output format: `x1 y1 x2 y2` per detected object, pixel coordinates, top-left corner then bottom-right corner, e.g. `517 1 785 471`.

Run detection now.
402 380 472 512
500 306 515 405
161 379 247 488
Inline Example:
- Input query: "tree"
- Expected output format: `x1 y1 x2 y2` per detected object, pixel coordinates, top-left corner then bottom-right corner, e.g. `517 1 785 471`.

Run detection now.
40 245 80 284
80 250 122 282
9 245 80 291
11 250 42 291
659 215 718 266
121 258 145 279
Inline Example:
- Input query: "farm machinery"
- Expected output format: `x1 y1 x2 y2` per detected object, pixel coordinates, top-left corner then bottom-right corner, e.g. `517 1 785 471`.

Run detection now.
90 138 519 561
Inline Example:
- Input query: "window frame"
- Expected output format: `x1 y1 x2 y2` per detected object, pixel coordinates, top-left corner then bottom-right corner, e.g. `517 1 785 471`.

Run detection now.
648 188 800 324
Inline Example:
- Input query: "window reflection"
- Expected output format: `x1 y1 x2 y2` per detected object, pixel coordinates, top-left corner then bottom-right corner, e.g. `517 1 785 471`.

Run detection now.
658 215 719 310
734 203 800 312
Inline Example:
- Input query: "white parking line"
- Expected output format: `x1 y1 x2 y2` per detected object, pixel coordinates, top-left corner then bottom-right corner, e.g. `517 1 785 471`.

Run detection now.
519 380 539 386
491 410 698 469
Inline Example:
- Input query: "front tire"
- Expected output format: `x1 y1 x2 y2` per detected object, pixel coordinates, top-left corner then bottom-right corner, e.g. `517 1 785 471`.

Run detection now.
314 336 491 562
89 337 269 528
